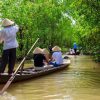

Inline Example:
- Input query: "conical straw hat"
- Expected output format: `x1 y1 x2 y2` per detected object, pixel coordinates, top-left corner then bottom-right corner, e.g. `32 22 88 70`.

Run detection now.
52 46 61 52
33 47 42 54
42 48 49 54
2 18 14 27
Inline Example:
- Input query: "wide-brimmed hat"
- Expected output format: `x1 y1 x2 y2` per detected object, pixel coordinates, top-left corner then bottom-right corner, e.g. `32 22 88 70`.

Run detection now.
42 48 49 55
2 18 14 27
33 47 43 54
52 46 61 52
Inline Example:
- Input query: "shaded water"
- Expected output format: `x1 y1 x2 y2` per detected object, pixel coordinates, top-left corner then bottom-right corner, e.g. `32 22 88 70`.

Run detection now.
0 55 100 100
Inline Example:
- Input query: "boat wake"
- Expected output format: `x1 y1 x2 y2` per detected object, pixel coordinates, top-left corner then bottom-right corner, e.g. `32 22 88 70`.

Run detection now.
0 92 16 100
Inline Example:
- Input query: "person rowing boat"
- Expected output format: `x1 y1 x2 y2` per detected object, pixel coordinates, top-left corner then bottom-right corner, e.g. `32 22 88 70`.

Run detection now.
0 18 19 75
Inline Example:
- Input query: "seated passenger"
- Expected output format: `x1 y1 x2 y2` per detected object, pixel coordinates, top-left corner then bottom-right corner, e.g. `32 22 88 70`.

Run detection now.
49 46 63 67
69 48 75 54
33 47 48 71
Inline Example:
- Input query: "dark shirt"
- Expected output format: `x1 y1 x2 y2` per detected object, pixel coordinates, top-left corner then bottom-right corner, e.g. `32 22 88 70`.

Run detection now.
33 54 46 67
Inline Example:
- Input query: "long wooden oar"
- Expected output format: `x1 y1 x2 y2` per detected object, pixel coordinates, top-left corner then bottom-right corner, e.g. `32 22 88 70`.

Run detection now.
0 38 39 95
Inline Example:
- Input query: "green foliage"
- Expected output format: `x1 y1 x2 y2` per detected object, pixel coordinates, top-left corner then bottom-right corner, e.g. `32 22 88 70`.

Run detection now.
0 0 100 61
0 0 74 58
70 0 100 61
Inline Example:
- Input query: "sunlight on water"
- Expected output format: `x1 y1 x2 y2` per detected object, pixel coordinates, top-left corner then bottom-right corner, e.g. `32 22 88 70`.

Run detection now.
0 92 16 100
44 94 73 100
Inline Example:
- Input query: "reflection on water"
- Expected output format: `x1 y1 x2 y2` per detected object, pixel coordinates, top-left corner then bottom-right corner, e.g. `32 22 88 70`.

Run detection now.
0 55 100 100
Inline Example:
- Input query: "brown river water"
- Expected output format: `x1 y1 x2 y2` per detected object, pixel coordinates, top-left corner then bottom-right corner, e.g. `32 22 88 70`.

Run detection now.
0 55 100 100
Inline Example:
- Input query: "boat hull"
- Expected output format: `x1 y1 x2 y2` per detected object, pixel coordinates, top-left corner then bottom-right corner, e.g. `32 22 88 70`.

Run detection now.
0 64 69 84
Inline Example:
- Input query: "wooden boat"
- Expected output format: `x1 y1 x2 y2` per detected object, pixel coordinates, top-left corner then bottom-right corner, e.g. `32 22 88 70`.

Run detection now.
66 51 80 55
0 61 70 84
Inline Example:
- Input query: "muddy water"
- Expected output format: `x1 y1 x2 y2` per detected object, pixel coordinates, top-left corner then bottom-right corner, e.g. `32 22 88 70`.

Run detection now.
0 55 100 100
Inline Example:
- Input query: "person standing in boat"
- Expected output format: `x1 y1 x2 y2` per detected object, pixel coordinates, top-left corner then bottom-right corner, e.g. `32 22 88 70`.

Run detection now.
49 46 63 67
33 47 49 71
73 42 78 55
0 18 19 75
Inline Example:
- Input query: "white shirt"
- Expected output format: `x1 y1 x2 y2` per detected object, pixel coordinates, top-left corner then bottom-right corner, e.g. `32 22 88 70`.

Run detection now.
0 25 19 50
52 51 63 64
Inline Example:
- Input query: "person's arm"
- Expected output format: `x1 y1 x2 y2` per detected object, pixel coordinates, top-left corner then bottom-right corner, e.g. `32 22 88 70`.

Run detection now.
45 55 50 63
51 53 56 61
14 24 19 33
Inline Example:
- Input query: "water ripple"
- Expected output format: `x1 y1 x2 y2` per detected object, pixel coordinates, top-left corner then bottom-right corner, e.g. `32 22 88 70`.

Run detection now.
0 92 17 100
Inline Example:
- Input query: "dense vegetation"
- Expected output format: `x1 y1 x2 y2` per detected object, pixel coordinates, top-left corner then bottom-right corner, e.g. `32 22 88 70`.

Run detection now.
0 0 100 61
